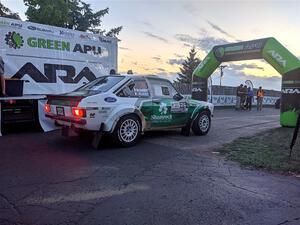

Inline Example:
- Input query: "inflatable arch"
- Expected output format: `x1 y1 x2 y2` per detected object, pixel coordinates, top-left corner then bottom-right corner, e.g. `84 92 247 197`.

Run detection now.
192 37 300 127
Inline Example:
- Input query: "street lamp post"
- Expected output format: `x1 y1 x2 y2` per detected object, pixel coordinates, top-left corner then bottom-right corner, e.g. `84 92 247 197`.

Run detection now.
219 65 228 86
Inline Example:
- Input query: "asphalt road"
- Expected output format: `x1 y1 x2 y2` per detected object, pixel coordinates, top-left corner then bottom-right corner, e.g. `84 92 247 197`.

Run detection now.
0 108 299 225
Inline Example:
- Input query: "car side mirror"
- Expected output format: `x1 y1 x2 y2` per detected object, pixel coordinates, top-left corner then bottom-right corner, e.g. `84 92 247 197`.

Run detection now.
173 93 183 101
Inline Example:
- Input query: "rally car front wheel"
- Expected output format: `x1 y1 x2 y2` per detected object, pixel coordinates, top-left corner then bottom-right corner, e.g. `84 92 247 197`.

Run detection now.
192 111 211 136
113 114 141 147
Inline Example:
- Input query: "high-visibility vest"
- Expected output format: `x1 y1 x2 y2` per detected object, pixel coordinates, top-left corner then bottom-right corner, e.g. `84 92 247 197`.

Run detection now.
257 90 264 97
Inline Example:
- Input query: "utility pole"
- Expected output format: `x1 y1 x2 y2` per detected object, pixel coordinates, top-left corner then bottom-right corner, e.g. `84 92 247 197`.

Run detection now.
208 76 213 103
219 65 228 86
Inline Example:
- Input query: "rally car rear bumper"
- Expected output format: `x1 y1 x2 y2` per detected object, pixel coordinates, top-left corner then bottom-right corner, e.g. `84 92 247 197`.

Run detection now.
45 114 87 125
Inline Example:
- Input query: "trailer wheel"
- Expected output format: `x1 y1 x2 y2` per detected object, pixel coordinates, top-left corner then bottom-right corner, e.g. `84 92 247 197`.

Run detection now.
113 114 141 147
192 111 211 136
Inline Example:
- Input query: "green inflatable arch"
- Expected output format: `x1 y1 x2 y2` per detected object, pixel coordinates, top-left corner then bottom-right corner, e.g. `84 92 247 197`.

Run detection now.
192 37 300 127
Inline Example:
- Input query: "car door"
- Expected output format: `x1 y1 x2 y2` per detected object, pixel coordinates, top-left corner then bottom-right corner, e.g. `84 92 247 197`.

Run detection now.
131 78 153 127
147 78 188 128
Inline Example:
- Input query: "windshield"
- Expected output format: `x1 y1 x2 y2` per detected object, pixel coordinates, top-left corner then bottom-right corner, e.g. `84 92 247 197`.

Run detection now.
77 76 125 93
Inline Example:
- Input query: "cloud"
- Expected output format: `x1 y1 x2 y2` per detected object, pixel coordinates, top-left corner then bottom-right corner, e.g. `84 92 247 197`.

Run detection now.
198 36 229 52
142 67 151 71
156 68 166 72
183 43 193 48
152 56 161 62
206 20 236 39
154 72 178 82
175 34 229 53
140 21 153 28
167 58 185 65
228 63 265 71
211 69 281 90
174 53 184 58
119 46 130 50
198 27 208 36
182 2 199 15
143 32 168 43
175 34 199 45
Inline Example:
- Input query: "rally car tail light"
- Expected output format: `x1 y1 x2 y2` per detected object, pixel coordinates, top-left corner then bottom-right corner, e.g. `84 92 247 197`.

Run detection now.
72 107 86 118
44 104 51 113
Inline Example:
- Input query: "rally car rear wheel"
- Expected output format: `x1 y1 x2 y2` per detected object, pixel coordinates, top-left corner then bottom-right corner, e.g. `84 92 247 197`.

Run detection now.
192 111 211 136
113 114 141 147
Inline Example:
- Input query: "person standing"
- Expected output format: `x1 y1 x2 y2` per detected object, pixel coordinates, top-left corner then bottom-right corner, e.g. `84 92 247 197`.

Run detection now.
256 86 265 111
246 87 254 110
241 85 248 110
0 56 6 97
235 84 243 110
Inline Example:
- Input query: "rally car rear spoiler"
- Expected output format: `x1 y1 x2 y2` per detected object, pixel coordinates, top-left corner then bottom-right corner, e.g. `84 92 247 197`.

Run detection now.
46 95 84 107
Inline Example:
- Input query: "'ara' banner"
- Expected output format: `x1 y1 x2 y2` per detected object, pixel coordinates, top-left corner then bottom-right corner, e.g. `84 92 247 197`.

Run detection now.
192 37 300 127
0 17 118 95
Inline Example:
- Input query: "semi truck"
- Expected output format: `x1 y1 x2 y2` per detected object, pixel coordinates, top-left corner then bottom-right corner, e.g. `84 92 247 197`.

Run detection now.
0 17 118 135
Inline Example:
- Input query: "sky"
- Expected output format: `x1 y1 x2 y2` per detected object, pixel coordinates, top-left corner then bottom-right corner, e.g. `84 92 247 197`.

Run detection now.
2 0 300 90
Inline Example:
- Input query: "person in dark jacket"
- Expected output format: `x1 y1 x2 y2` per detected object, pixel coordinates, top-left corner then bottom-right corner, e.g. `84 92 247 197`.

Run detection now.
235 84 243 110
241 85 248 109
246 87 254 110
0 56 6 97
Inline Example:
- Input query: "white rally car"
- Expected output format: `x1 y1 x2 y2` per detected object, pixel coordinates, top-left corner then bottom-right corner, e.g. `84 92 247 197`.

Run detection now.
45 75 214 148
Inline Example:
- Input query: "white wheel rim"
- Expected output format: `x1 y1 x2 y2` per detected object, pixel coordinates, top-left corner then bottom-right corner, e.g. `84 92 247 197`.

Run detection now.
119 119 139 143
198 115 210 132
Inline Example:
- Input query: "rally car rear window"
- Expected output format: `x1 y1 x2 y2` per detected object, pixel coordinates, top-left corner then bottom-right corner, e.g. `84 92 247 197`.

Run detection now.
77 76 124 93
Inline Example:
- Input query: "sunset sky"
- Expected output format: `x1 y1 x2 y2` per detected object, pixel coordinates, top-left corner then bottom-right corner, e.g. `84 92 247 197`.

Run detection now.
2 0 300 90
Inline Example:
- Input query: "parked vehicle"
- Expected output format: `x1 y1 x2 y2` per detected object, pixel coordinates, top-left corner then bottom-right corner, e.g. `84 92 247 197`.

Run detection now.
44 75 214 148
0 17 117 134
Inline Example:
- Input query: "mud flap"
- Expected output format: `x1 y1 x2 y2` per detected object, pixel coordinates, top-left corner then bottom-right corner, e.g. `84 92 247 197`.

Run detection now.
181 119 192 136
92 123 104 150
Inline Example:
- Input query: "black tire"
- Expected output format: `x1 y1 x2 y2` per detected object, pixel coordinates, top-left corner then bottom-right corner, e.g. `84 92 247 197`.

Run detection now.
192 111 211 136
113 114 141 147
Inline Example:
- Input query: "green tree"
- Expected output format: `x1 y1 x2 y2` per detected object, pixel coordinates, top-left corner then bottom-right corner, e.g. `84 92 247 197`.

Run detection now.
24 0 122 36
0 2 21 19
24 0 68 27
177 47 201 84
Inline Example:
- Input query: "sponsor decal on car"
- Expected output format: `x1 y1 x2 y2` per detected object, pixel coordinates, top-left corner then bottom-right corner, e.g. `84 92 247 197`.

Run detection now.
171 102 188 113
158 102 168 115
150 102 173 121
151 114 172 120
99 107 111 114
104 97 117 103
89 113 96 118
